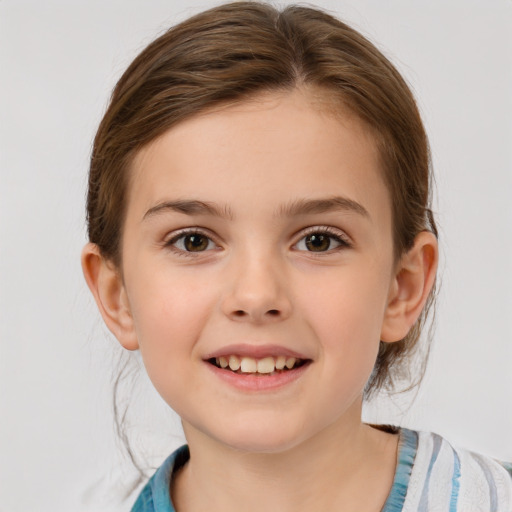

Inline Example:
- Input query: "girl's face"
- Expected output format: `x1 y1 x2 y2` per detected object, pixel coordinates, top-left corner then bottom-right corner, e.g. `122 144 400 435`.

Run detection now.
120 90 398 452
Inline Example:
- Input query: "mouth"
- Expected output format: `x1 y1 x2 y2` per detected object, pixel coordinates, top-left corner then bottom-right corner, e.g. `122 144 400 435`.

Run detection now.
207 355 309 376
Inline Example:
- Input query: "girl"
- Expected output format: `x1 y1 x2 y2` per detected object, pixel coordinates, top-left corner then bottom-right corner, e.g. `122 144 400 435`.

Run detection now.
81 2 512 511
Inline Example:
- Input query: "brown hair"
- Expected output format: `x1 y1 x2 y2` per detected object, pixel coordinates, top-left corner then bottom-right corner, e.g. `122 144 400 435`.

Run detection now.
87 1 437 397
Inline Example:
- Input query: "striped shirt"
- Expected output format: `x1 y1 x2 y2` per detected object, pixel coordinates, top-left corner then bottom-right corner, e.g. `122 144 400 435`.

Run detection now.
131 428 512 511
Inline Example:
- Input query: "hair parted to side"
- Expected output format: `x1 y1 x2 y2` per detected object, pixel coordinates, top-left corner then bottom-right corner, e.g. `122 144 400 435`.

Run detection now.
87 1 437 398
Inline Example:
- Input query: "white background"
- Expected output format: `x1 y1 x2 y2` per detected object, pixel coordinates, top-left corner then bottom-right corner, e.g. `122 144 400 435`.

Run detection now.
1 0 511 510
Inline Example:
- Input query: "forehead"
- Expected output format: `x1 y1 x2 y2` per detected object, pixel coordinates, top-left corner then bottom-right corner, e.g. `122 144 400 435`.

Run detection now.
127 89 390 226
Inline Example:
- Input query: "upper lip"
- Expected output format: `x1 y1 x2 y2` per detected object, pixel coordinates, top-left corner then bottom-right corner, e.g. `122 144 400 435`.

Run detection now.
203 344 310 360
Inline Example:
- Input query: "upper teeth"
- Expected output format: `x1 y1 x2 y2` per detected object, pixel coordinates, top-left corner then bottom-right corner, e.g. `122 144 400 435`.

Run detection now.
216 355 299 373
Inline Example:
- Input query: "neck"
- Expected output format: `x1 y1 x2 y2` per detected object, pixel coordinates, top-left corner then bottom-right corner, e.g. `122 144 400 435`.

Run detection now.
172 410 398 512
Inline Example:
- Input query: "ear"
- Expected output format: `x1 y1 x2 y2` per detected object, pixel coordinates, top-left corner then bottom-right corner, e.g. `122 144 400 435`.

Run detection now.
381 231 438 343
81 243 139 350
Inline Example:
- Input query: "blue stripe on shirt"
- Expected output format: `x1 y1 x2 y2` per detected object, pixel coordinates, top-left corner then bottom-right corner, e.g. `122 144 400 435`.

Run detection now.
418 433 442 512
449 447 461 512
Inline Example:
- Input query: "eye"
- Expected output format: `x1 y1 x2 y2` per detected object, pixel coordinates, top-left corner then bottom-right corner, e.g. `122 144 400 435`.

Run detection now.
294 229 350 253
168 231 216 253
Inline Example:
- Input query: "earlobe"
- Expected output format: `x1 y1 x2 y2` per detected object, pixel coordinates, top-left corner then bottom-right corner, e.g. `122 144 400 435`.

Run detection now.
381 231 438 343
81 243 139 350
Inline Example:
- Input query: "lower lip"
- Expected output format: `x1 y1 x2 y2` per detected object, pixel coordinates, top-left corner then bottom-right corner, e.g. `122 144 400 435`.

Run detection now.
205 361 311 392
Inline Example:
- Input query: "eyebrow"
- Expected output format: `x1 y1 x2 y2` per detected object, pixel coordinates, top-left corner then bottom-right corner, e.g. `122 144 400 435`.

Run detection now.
143 200 234 221
276 196 370 219
143 196 369 221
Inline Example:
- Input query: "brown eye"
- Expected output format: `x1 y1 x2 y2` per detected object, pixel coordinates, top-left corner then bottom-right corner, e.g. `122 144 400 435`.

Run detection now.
304 234 331 252
183 234 210 251
295 230 348 253
169 232 216 253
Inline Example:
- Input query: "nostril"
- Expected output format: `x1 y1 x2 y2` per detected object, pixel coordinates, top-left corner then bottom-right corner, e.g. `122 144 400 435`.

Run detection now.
229 308 283 320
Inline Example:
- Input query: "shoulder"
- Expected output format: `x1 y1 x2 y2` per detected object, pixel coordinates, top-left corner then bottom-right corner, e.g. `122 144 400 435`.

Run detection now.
401 429 512 512
131 445 189 512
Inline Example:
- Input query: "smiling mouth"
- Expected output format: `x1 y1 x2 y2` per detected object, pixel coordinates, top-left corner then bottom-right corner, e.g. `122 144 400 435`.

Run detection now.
208 355 308 375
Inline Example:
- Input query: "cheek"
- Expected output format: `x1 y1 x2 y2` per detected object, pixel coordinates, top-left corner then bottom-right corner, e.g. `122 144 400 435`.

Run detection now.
129 263 213 335
297 266 390 373
301 268 389 333
126 268 217 389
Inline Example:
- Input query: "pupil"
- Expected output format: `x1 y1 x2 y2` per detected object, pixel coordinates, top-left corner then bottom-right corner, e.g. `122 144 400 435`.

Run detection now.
306 234 330 252
185 234 208 251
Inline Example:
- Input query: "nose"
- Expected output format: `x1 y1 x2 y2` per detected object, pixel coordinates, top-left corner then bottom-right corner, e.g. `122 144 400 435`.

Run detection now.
221 251 292 323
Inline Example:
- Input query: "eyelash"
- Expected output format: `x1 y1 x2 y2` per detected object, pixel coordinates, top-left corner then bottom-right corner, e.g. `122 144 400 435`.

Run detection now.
164 226 352 256
164 229 219 256
294 226 352 253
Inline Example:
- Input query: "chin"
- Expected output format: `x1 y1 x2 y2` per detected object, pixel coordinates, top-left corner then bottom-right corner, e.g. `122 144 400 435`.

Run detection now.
206 416 313 455
221 435 303 455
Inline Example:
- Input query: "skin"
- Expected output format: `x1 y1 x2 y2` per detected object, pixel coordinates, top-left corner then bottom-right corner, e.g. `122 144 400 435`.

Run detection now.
82 88 438 512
